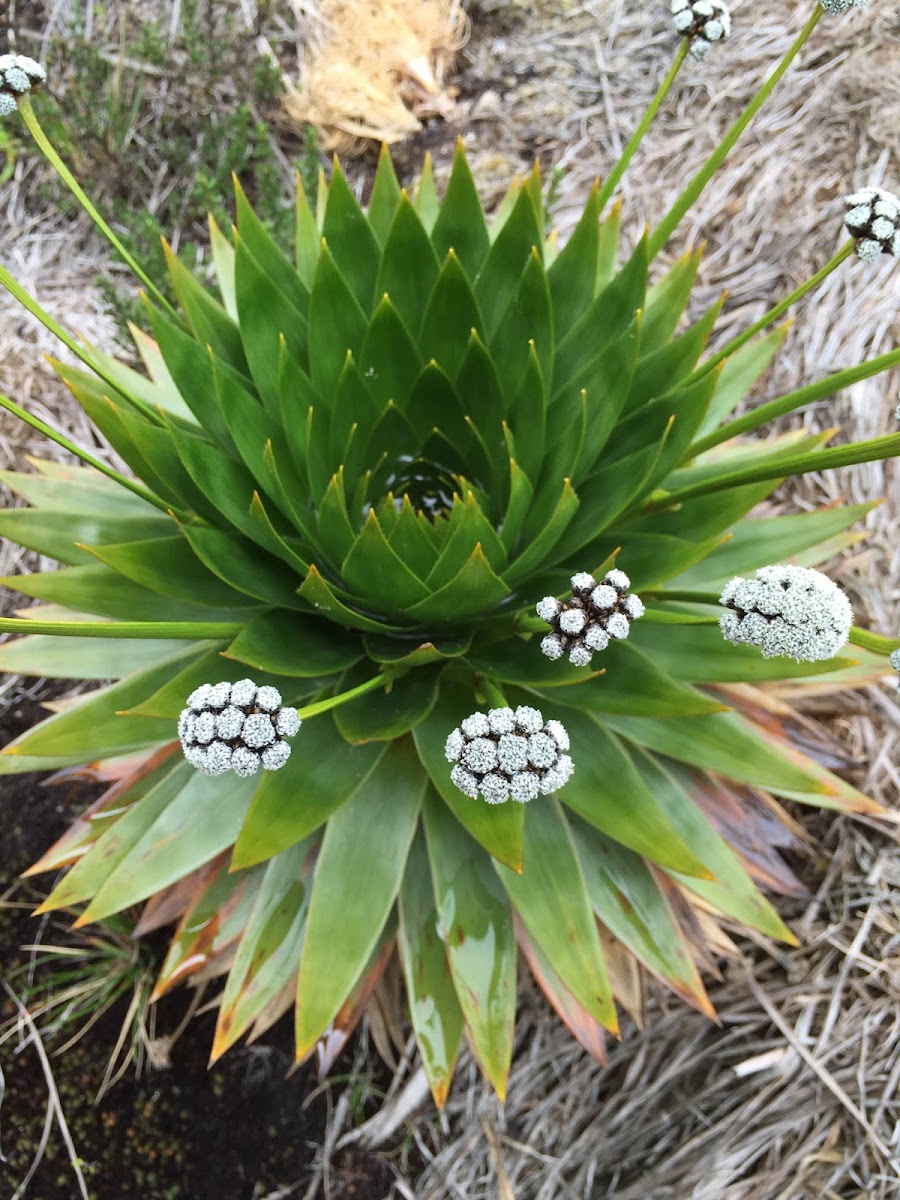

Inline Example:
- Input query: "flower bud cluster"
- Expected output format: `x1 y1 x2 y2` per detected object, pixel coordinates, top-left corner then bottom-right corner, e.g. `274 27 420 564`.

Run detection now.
671 0 731 60
844 188 900 264
537 569 645 667
720 565 852 663
445 706 574 804
0 54 46 118
820 0 872 14
179 679 301 778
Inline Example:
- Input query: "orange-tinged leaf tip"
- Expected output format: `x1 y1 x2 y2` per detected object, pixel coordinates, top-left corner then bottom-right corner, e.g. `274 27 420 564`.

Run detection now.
432 1080 450 1109
71 911 94 929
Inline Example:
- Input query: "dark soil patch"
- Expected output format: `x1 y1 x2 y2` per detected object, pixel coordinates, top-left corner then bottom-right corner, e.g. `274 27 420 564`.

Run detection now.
0 693 395 1200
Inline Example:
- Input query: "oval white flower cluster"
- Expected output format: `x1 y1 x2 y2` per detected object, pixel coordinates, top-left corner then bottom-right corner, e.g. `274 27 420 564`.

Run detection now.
820 0 871 14
0 54 46 118
537 569 645 667
890 649 900 673
844 187 900 263
445 706 574 804
671 0 731 61
720 565 853 663
178 679 301 777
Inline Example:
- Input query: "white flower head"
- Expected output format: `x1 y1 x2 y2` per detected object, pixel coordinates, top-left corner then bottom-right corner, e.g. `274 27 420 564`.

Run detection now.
0 54 47 111
845 186 900 262
446 706 575 803
537 567 645 666
820 0 871 13
719 565 853 662
179 679 301 775
671 0 732 60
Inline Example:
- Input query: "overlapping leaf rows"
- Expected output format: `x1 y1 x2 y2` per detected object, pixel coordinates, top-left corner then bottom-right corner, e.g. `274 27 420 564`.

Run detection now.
0 145 893 1101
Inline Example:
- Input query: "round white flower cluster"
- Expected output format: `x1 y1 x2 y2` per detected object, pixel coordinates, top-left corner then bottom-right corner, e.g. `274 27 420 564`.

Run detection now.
720 565 853 663
671 0 731 61
445 706 574 804
537 569 645 667
820 0 871 14
844 188 900 264
890 649 900 673
0 54 46 118
178 679 301 777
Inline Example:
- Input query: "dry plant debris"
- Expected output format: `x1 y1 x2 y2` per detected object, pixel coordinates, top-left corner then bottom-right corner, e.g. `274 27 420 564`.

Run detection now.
282 0 468 152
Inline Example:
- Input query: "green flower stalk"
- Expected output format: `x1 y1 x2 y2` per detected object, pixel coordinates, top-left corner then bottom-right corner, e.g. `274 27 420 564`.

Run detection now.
1 6 899 1104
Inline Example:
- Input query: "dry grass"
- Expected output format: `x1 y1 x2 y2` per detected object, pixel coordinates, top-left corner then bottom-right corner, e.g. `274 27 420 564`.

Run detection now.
1 1 899 1196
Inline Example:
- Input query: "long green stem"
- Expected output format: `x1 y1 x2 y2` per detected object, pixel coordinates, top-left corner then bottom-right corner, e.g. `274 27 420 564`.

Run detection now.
18 97 181 323
641 589 722 605
648 5 824 259
687 344 900 458
0 391 178 516
848 627 900 656
298 670 399 720
0 618 241 639
477 675 509 710
690 241 855 384
649 430 900 511
597 41 690 213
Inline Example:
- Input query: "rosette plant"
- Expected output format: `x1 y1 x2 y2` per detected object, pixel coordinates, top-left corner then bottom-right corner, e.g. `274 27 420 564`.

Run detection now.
1 7 900 1104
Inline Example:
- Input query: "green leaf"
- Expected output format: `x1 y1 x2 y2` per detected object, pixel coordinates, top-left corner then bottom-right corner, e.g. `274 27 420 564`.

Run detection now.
212 840 314 1059
404 544 511 624
506 479 580 586
232 715 388 868
235 236 309 413
208 215 238 319
430 142 491 277
398 828 465 1106
554 234 648 396
695 324 788 438
363 632 472 667
419 249 486 379
627 750 795 941
367 144 403 244
359 295 423 410
413 684 524 872
235 178 309 316
628 622 857 683
549 707 711 876
422 787 516 1099
297 564 408 634
38 759 193 912
333 663 441 743
224 610 363 678
164 244 249 378
147 305 240 451
595 201 621 290
425 492 507 590
307 240 369 397
603 710 832 801
1 563 259 622
626 479 774 541
0 647 199 761
0 634 190 680
674 503 875 588
83 536 267 609
475 185 544 337
506 342 548 483
496 799 617 1031
78 768 259 923
374 193 441 335
294 740 424 1055
570 818 713 1013
453 331 507 483
624 298 723 415
490 248 554 398
498 458 534 555
583 531 728 591
640 249 702 352
533 641 726 717
321 161 381 310
415 154 440 231
0 508 174 566
177 521 307 608
295 173 320 287
386 494 441 578
341 509 431 612
548 182 601 342
0 460 157 517
571 318 641 479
